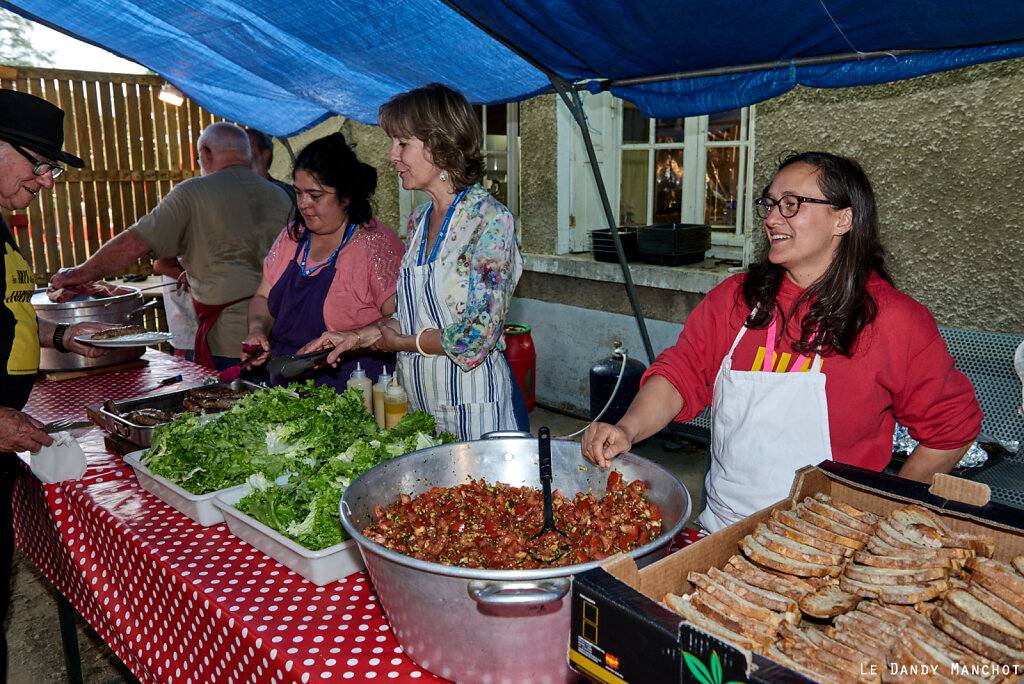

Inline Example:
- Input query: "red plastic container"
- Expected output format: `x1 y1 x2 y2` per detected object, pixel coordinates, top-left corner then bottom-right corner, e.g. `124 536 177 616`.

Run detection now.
503 323 536 412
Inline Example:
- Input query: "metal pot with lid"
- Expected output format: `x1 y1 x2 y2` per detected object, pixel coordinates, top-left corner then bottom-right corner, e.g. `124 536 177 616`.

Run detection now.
31 286 154 371
340 432 691 684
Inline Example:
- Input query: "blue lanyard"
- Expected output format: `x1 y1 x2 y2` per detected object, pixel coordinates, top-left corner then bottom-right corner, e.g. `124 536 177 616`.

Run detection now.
417 186 471 266
299 222 356 277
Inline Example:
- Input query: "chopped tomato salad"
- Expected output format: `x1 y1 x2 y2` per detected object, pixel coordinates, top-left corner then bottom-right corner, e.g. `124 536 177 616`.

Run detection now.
364 470 662 569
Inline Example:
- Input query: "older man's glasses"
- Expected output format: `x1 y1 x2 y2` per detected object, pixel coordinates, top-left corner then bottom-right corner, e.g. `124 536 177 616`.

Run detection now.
10 143 64 178
754 194 833 219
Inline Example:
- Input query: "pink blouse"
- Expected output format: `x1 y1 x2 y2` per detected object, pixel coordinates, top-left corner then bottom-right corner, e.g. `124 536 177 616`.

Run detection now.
263 219 404 332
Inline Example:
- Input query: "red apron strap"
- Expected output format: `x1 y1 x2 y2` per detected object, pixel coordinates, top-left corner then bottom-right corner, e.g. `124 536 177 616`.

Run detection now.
190 294 252 368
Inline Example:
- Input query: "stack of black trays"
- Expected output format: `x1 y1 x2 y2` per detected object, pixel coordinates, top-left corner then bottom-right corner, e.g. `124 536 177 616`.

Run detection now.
590 228 638 263
637 223 710 266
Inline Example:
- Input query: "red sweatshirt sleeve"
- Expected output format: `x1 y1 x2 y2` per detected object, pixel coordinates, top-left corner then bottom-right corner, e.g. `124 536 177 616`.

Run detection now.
884 297 982 450
641 276 749 424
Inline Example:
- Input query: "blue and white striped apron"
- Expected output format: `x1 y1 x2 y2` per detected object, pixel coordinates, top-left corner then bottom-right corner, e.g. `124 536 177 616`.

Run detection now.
396 196 517 441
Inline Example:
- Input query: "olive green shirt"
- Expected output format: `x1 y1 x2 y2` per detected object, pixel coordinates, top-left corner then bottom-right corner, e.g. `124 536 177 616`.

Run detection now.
130 165 292 358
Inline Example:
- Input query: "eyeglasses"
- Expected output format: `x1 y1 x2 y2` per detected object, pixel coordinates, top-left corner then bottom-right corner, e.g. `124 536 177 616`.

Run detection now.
9 143 64 178
754 194 834 219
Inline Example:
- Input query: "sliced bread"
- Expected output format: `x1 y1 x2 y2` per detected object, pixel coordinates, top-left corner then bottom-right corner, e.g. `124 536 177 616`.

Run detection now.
722 554 817 599
772 508 864 549
765 517 855 557
798 507 872 544
686 571 783 626
739 535 840 578
850 548 952 570
838 575 948 604
663 593 762 652
803 496 876 535
941 588 1024 651
752 524 844 566
966 582 1024 632
931 605 1024 667
705 566 800 619
843 562 948 586
798 583 860 619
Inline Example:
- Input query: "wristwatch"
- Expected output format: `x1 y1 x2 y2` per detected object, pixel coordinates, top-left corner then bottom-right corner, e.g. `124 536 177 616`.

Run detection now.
53 323 70 353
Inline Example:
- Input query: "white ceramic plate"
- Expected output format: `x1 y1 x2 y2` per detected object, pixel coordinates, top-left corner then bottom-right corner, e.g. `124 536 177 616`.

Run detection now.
76 331 176 347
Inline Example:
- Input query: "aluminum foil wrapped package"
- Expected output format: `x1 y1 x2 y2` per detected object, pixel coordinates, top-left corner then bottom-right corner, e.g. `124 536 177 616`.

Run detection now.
892 423 988 469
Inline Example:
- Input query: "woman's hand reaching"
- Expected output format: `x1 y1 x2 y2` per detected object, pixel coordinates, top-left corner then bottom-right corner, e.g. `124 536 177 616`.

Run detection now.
298 331 360 366
580 422 634 468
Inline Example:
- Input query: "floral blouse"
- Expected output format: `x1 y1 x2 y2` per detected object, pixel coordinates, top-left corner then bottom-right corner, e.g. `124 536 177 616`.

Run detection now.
403 183 523 371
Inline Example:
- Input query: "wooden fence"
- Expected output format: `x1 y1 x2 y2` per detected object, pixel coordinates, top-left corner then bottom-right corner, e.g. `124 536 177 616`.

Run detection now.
0 65 225 284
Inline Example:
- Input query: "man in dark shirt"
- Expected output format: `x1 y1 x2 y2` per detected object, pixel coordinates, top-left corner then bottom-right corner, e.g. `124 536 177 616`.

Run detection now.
245 127 296 204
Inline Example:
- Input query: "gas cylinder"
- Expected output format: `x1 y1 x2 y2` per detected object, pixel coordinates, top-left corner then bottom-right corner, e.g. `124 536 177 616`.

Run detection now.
503 323 536 411
589 341 647 424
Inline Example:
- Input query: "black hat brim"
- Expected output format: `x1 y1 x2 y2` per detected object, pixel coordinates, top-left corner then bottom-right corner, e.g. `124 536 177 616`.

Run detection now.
0 130 85 168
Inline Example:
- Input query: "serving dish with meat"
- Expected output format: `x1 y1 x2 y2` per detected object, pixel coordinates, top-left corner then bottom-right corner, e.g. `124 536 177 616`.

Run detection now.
98 380 261 447
339 433 691 684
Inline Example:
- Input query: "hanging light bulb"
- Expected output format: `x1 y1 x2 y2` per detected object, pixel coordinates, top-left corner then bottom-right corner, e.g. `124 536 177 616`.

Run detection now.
158 83 184 107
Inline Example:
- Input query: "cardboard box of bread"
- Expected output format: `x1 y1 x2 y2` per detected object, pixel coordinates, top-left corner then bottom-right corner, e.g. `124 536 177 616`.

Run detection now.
568 461 1024 684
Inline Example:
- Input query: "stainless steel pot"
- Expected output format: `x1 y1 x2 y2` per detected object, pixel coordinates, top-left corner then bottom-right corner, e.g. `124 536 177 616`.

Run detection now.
30 286 150 371
339 433 691 684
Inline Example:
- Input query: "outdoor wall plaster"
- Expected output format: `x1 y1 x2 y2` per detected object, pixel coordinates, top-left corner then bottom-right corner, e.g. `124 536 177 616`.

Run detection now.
754 57 1024 335
519 93 561 255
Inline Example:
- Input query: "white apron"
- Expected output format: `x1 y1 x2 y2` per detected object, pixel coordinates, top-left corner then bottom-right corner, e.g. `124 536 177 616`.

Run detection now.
395 195 516 441
699 315 833 533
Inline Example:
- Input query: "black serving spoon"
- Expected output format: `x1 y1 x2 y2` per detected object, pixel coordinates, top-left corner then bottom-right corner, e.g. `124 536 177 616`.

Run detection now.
528 426 570 563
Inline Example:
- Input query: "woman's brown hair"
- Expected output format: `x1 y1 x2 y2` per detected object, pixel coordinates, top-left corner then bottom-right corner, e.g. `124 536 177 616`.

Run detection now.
741 151 892 357
378 83 485 189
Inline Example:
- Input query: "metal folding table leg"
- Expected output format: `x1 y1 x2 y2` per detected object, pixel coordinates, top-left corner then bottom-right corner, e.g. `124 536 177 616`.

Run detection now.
56 592 84 684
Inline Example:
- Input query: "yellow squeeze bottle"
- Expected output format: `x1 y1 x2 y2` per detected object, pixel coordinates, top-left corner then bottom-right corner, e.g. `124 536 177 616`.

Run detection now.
372 369 391 429
346 362 373 413
383 379 408 429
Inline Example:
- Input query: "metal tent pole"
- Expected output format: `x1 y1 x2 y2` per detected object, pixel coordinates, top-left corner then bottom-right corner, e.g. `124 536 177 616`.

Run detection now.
435 0 656 364
548 75 655 364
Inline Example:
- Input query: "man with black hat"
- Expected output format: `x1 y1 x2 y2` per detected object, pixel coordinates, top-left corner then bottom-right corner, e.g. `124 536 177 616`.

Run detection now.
0 89 115 679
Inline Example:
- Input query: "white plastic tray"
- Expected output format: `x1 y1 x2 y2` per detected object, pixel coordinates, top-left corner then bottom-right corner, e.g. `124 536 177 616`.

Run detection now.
214 487 363 586
123 450 236 526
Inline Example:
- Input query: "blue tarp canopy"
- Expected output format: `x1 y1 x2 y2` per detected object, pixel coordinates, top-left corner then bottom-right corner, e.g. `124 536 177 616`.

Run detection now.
5 0 1024 136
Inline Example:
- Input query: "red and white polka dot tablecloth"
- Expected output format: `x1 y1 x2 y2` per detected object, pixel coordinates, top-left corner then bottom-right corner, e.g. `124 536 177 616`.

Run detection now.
15 350 705 684
15 351 447 684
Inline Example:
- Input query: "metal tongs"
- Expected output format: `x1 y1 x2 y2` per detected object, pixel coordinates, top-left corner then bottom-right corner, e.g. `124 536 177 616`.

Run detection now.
265 349 331 378
528 427 570 563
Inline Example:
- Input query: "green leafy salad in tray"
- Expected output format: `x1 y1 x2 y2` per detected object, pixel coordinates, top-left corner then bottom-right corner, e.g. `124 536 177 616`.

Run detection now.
141 380 454 550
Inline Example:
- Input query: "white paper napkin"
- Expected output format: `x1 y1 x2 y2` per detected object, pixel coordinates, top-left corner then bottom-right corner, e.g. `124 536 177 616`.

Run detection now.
30 431 88 484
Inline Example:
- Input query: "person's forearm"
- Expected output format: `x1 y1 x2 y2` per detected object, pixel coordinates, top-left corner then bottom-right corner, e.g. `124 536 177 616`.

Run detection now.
615 375 685 443
898 444 971 483
69 230 153 282
153 257 184 279
247 295 273 337
37 319 56 347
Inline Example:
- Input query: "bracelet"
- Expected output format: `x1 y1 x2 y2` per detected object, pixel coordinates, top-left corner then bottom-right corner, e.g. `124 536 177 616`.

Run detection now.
53 323 70 353
415 327 438 357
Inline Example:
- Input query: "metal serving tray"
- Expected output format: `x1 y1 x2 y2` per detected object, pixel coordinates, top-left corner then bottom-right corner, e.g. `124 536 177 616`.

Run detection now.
98 380 262 448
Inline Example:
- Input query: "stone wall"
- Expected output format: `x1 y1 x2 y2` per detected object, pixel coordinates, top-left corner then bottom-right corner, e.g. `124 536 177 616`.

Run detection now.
753 57 1024 334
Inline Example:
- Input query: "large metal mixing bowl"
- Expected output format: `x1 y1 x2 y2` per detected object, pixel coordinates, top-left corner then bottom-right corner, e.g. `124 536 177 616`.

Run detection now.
340 433 691 684
31 286 151 371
